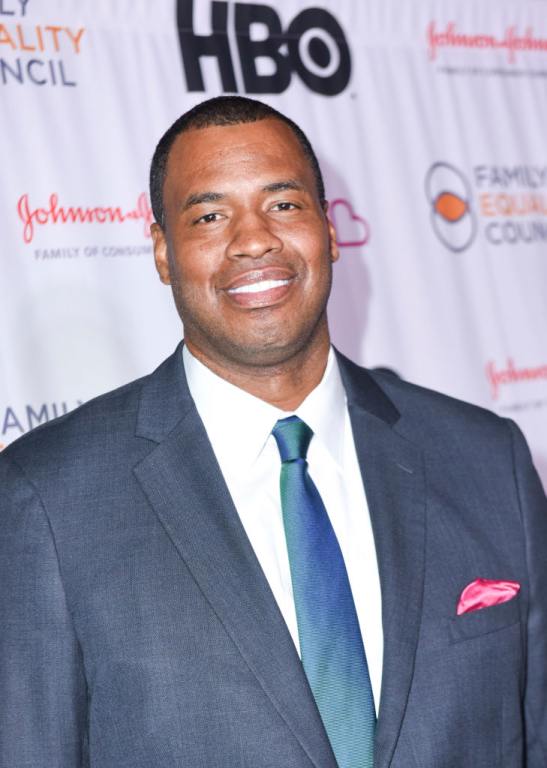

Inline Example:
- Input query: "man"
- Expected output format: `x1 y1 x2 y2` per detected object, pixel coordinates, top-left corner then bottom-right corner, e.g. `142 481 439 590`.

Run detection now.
1 96 546 768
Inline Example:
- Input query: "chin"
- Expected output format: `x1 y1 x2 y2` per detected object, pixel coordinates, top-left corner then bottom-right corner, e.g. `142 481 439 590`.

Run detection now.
185 309 329 371
218 327 326 370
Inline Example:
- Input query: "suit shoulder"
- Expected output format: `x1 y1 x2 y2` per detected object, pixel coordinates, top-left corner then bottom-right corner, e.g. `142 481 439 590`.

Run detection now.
339 351 506 436
1 371 150 478
372 368 502 426
361 365 514 453
374 369 498 423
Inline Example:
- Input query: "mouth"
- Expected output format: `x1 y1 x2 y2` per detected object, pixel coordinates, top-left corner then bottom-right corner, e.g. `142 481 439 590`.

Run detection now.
223 269 296 308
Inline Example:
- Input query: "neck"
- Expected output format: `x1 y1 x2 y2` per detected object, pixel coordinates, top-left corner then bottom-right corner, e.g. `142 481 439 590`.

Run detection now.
185 335 331 412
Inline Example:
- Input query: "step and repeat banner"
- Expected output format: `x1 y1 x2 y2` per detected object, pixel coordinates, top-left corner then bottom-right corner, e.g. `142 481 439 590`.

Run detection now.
1 0 546 487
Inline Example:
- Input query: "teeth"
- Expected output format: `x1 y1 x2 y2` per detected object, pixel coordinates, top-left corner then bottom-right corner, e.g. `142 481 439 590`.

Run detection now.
228 278 290 295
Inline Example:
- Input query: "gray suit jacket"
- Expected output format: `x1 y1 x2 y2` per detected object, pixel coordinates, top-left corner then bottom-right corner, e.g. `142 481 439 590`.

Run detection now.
1 346 546 767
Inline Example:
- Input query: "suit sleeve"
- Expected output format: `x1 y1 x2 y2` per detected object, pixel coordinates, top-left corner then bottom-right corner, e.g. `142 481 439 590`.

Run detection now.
0 454 88 768
508 420 547 765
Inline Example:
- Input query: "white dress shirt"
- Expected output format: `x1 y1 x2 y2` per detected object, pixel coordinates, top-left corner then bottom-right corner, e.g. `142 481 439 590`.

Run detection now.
183 345 383 711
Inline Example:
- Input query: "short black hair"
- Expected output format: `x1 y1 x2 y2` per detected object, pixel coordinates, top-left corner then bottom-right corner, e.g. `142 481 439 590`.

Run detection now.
149 95 325 226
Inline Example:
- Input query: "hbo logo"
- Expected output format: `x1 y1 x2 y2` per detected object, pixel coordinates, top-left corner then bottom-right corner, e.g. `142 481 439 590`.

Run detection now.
177 1 352 96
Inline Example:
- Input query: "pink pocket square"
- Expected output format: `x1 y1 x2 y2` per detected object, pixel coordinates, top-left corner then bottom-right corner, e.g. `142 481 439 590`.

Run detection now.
457 578 521 616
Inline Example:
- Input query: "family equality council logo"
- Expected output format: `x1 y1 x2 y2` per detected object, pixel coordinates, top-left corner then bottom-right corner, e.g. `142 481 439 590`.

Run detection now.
425 162 477 252
425 161 547 252
0 0 86 87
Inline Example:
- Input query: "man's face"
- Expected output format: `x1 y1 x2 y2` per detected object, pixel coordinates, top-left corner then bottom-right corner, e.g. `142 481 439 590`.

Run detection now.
152 118 338 372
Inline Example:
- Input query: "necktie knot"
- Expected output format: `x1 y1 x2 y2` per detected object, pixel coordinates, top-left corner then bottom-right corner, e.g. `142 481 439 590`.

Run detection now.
272 415 313 463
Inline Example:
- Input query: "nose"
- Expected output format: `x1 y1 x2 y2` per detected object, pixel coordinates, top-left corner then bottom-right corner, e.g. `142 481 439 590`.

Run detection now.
226 210 282 260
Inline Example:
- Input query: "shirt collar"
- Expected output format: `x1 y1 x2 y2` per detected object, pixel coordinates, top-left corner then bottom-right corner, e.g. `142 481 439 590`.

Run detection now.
295 350 346 469
183 345 346 479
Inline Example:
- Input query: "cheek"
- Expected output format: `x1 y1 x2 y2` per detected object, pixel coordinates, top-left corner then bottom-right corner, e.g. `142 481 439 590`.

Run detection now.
169 244 218 290
286 218 330 260
299 236 332 283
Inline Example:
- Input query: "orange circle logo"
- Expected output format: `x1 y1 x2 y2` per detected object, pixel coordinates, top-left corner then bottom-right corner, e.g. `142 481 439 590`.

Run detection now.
425 163 477 252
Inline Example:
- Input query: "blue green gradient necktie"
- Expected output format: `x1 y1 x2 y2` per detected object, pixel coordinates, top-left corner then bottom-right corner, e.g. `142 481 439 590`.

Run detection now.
272 415 376 768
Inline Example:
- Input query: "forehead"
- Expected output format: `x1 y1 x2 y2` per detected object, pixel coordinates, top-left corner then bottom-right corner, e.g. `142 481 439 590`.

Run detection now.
164 118 314 194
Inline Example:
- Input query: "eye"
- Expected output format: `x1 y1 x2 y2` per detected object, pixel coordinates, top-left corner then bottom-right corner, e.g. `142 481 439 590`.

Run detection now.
271 201 299 212
194 211 223 225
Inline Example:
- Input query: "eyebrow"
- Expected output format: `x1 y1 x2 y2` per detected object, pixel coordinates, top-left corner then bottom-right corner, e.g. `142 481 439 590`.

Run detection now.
181 191 225 212
180 179 306 213
261 179 305 194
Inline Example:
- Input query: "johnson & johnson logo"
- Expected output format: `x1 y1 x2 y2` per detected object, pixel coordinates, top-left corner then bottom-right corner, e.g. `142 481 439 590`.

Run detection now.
17 193 153 244
428 22 547 63
486 358 547 400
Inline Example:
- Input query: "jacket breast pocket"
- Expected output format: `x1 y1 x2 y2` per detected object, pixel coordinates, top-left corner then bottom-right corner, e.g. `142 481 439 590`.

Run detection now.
448 594 522 644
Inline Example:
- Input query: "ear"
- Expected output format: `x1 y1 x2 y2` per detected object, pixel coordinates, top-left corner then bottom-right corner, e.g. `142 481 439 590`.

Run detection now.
325 209 340 263
151 223 171 285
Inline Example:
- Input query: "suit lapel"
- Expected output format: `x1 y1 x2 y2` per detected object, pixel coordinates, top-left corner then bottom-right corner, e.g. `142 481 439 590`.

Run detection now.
133 346 337 768
339 354 426 768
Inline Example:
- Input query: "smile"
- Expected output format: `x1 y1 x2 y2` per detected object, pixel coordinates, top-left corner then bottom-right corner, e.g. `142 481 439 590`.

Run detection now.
222 269 296 308
227 278 290 295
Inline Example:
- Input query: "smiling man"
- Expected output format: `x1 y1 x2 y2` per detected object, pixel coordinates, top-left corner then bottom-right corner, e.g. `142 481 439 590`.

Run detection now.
1 96 546 768
150 108 337 407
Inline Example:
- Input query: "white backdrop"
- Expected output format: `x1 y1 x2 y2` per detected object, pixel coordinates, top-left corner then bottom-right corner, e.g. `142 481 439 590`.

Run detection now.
1 0 546 488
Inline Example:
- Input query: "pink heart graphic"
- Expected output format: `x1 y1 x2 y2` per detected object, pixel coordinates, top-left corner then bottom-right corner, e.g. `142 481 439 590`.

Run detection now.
329 198 370 248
